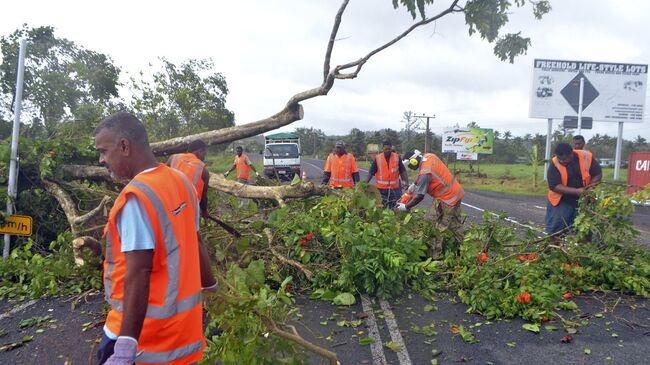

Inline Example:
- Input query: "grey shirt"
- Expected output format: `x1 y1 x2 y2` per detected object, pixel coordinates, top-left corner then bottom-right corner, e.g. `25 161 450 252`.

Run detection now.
414 174 431 196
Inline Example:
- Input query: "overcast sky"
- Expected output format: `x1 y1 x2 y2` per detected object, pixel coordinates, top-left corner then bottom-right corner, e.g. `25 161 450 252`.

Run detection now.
2 0 650 141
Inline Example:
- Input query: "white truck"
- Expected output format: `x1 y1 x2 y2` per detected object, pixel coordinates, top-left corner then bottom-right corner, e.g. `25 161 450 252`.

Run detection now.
263 132 301 180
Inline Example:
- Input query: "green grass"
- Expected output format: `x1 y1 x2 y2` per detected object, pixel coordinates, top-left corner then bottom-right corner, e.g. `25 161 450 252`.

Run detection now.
453 161 627 195
207 154 627 195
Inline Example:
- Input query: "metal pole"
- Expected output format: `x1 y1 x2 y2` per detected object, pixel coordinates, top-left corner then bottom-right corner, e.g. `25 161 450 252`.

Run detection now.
544 118 552 181
577 77 584 135
4 39 27 259
424 117 430 154
614 121 623 180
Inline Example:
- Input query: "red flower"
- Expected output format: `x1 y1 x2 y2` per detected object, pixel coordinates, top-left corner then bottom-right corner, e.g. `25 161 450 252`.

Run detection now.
477 252 489 264
563 263 572 269
516 291 531 304
299 239 308 248
305 233 314 241
562 292 573 299
518 255 527 262
574 290 581 295
527 253 538 261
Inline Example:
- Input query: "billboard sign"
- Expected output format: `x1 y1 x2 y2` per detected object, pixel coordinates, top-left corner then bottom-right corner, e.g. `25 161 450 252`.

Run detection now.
457 152 478 161
442 127 494 154
529 59 648 122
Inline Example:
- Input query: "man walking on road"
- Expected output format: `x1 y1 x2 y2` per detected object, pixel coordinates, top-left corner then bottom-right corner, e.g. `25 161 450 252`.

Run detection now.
225 146 258 184
365 140 408 208
397 150 465 259
546 142 602 235
167 139 210 218
94 111 216 365
322 140 360 187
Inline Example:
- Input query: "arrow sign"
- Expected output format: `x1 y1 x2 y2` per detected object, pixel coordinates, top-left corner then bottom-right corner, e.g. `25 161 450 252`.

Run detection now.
560 72 600 113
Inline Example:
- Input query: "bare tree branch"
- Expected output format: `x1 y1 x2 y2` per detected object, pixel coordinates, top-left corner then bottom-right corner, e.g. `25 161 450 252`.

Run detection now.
323 0 350 80
264 228 313 281
41 179 105 265
334 0 460 79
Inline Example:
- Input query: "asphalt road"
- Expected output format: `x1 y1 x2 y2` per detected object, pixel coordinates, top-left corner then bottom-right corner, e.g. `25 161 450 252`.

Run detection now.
1 157 648 365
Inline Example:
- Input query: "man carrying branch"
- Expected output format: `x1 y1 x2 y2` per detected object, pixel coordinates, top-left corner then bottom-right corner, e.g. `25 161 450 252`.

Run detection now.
545 142 602 235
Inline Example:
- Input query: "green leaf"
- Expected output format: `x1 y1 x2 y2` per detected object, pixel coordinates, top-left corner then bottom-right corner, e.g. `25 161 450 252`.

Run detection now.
424 304 438 312
290 174 301 185
544 325 559 332
558 301 578 310
358 337 375 345
522 323 540 333
584 347 591 355
333 292 356 306
383 341 402 352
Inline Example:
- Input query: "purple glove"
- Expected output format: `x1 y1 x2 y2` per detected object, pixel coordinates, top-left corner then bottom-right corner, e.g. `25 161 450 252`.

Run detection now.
105 336 138 365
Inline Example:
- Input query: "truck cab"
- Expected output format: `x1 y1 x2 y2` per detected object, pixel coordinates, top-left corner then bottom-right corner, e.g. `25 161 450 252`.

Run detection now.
264 132 301 180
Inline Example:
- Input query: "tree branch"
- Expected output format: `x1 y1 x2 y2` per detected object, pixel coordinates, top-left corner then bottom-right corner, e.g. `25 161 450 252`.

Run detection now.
334 0 460 79
264 228 313 281
323 0 350 80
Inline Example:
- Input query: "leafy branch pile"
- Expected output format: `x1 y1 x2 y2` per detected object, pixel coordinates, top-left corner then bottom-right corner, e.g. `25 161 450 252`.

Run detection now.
452 184 650 321
0 232 102 299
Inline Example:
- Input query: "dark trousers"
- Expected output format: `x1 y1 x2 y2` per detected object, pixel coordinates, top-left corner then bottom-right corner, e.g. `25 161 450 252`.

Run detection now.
379 187 402 209
96 332 120 365
545 200 578 235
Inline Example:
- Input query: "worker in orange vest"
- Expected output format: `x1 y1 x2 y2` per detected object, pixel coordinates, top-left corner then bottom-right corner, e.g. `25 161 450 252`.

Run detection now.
322 140 359 187
545 142 601 235
167 139 210 218
94 112 216 365
365 140 409 208
396 150 465 259
225 146 258 184
572 135 587 150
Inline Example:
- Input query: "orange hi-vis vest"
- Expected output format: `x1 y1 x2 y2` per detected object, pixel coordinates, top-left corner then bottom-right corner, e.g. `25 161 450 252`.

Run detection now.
168 153 206 201
418 153 464 206
325 153 356 187
375 152 401 189
103 164 204 365
547 150 593 206
235 154 251 179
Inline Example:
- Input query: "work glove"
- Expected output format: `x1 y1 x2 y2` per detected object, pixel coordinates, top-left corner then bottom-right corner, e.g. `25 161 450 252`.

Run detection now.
396 203 408 212
224 171 230 177
105 336 138 365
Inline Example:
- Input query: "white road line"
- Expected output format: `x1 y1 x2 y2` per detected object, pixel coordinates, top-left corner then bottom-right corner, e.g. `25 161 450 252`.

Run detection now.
379 299 412 364
534 205 545 210
461 202 543 233
0 299 38 321
361 295 388 365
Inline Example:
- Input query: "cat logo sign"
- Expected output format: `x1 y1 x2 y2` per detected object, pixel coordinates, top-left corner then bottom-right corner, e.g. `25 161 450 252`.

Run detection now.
0 215 32 236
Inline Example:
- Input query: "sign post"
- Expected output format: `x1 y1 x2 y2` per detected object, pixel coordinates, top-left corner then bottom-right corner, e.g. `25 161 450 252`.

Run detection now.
530 59 647 182
4 39 27 259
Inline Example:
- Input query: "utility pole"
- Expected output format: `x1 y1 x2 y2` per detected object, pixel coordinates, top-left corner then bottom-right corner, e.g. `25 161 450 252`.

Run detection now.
415 114 435 153
4 39 27 259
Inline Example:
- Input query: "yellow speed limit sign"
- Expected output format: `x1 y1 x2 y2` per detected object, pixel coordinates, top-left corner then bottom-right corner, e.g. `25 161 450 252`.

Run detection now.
0 215 33 236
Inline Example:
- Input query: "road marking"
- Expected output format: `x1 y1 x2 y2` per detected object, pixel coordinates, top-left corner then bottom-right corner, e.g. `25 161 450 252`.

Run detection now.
0 299 38 321
379 299 412 364
534 205 545 210
461 202 544 233
361 295 388 365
